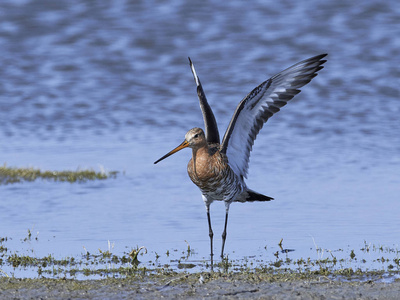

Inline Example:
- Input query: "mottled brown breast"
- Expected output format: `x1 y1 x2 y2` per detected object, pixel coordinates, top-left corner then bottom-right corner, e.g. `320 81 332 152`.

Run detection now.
187 145 228 191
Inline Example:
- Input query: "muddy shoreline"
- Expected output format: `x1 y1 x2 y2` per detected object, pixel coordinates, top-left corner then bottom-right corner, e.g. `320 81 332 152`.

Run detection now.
1 273 400 299
1 234 400 298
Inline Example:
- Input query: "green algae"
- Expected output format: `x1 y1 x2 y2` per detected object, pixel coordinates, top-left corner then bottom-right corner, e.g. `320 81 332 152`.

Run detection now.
0 164 118 184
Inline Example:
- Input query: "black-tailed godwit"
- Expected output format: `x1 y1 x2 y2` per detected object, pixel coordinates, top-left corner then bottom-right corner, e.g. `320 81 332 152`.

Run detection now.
154 54 327 260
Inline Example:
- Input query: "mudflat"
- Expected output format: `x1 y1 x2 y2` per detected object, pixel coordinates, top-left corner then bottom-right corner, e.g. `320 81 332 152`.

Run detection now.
1 273 400 299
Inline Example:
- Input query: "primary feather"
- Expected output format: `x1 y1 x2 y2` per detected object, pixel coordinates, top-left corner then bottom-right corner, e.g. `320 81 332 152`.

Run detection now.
189 57 220 145
220 54 327 178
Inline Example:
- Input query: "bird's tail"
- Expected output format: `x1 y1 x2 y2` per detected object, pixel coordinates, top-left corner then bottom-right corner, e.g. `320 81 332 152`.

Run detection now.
241 189 274 202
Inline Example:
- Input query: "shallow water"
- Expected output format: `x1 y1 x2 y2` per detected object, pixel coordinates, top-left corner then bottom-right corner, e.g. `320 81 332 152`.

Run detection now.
0 0 399 277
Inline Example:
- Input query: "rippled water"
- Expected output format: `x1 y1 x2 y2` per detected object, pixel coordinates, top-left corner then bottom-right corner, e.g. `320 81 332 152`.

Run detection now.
1 0 399 276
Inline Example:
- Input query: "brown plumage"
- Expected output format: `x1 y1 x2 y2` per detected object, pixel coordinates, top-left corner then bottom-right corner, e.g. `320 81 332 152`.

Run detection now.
187 129 227 193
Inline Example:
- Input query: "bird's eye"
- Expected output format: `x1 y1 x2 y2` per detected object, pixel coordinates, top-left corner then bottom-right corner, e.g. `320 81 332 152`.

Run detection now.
194 134 199 138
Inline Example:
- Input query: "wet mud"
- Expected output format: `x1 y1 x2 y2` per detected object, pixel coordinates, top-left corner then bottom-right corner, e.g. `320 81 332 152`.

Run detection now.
1 273 400 299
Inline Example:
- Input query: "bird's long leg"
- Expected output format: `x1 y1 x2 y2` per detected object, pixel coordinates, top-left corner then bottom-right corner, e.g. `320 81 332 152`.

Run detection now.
221 204 230 258
206 205 214 262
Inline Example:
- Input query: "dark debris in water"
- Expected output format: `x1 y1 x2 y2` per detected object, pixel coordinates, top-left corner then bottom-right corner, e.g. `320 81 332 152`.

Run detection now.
0 164 118 184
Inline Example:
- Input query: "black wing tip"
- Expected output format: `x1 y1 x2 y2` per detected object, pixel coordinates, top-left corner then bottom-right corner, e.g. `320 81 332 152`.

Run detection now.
318 60 327 67
188 57 192 65
314 53 328 60
297 54 328 78
303 54 328 66
307 54 327 63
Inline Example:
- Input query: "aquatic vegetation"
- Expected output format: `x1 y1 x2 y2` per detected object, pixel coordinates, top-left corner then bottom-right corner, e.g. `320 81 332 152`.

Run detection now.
1 233 400 282
0 164 118 184
128 246 148 264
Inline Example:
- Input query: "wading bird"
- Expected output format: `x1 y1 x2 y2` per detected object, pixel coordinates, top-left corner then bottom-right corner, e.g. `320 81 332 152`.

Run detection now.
154 54 327 260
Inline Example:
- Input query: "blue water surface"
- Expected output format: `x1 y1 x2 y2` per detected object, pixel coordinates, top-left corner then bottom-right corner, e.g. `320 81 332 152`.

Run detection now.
0 0 399 277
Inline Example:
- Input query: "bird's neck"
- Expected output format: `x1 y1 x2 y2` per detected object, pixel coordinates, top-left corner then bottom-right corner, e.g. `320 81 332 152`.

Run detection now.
191 144 210 175
192 144 209 160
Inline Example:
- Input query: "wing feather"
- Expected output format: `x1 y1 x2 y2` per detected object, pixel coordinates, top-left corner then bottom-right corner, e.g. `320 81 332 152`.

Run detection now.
220 54 327 178
188 57 220 144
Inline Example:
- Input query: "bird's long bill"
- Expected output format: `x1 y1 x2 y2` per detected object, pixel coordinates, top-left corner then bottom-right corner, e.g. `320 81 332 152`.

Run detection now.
154 140 189 164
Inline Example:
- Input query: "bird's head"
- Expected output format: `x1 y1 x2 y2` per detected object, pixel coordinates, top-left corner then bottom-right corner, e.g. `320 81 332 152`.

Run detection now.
154 128 206 164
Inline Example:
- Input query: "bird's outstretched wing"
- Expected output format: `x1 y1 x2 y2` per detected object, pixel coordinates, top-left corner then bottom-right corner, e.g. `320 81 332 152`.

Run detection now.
189 57 220 144
220 54 327 178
